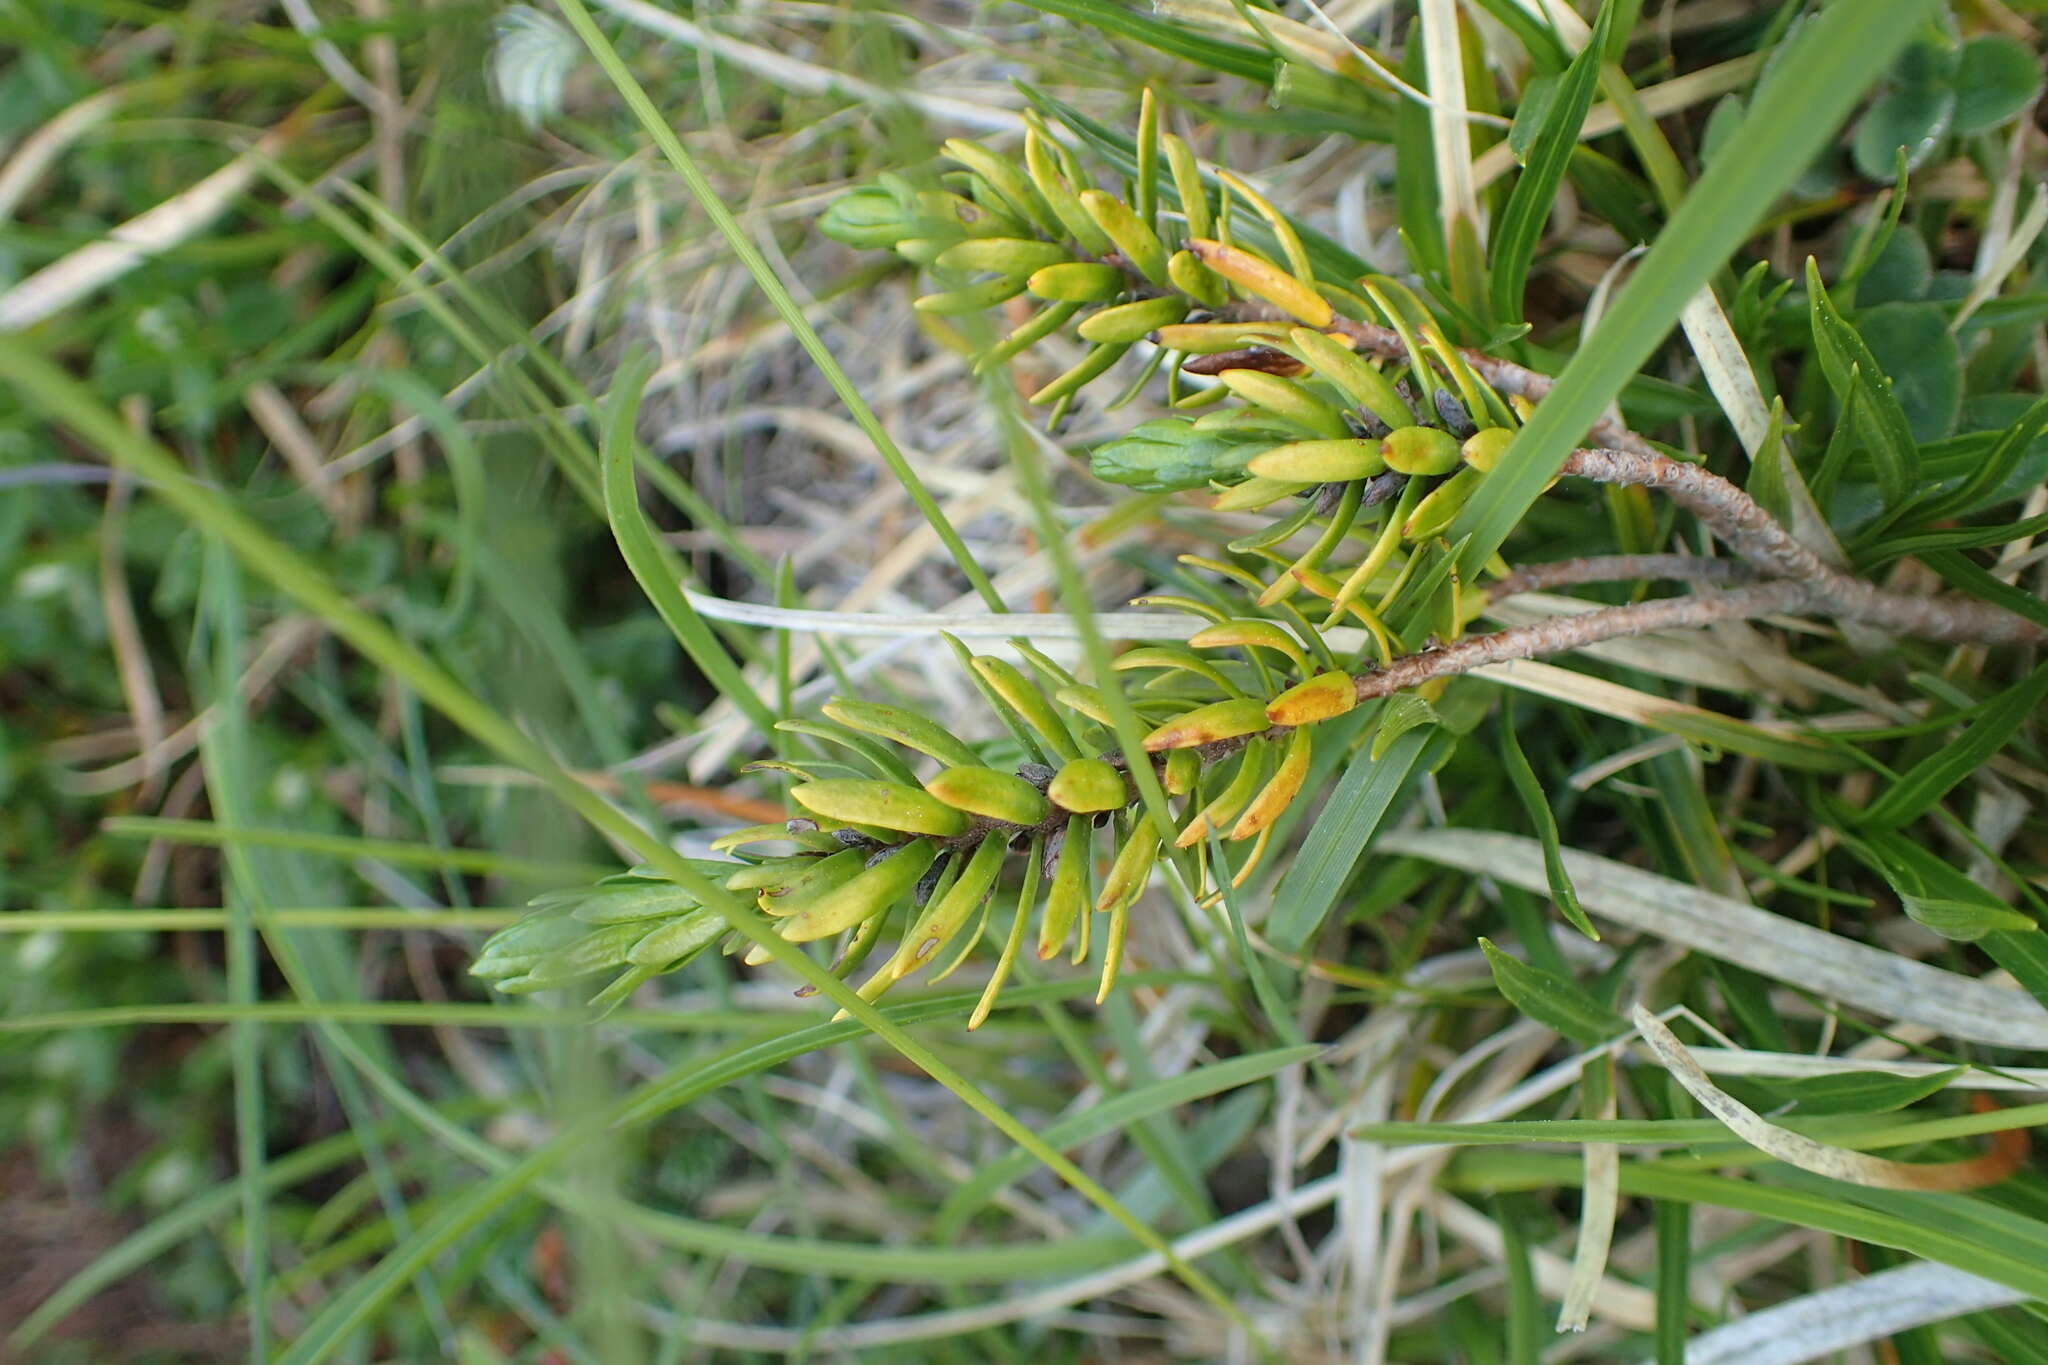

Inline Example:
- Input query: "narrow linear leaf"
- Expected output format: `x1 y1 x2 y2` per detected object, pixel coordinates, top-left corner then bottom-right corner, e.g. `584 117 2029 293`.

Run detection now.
1480 938 1622 1045
1268 723 1445 953
1806 258 1920 508
1011 0 1273 81
1723 1067 1967 1118
1452 1153 2048 1303
1922 549 2048 632
1498 699 1597 940
601 353 779 735
1859 659 2048 829
1492 0 1613 325
936 1043 1321 1230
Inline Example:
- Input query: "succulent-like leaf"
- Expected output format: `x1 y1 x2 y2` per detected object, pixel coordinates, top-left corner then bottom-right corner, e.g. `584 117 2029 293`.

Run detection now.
791 779 972 837
1143 696 1272 751
925 766 1053 825
1047 757 1129 812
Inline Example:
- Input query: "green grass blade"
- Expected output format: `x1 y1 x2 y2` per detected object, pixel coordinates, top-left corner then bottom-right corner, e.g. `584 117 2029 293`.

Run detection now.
195 544 269 1361
1268 722 1446 953
936 1043 1321 1231
1010 0 1274 81
0 329 1254 1363
1922 549 2048 631
1497 699 1597 940
1491 1 1612 325
1353 1101 2048 1149
1497 1195 1545 1364
1447 0 1944 578
599 352 778 735
1858 659 2048 830
99 817 615 882
1654 1199 1689 1364
1453 1153 2048 1301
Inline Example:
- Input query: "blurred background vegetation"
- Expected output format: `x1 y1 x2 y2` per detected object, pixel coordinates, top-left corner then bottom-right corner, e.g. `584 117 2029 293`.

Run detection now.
4 1 2048 1362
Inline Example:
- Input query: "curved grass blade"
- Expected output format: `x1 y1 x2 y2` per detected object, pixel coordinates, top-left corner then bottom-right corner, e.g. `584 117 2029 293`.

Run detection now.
1497 698 1596 940
600 352 778 735
1010 0 1273 81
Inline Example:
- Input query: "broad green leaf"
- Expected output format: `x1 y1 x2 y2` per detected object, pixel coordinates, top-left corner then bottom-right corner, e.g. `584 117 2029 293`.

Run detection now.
1851 84 1955 182
1478 938 1621 1045
1858 302 1960 441
1897 894 2038 942
1856 228 1933 306
1841 829 2039 941
1448 0 1943 578
1953 36 2044 134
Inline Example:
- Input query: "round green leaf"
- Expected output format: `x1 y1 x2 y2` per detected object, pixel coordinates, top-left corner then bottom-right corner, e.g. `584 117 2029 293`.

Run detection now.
1856 229 1931 306
1890 38 1958 89
1858 302 1960 442
1697 94 1746 170
1953 35 2044 134
1851 85 1955 181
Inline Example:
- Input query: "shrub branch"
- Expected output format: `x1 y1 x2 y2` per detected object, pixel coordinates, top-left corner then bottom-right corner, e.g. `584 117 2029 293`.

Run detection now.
1559 448 2046 646
1349 582 1812 702
1485 553 1760 599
